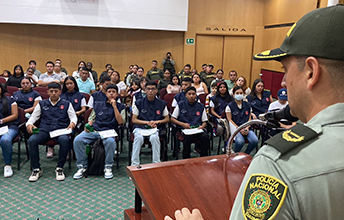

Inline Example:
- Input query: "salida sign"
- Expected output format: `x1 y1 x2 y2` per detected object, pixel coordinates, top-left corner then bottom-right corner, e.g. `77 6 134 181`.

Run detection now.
205 27 246 32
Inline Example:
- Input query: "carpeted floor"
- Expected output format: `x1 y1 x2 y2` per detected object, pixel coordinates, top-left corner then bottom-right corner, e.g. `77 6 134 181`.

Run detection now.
0 134 240 220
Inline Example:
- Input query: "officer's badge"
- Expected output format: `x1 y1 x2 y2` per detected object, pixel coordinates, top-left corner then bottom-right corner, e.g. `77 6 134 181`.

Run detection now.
242 174 288 220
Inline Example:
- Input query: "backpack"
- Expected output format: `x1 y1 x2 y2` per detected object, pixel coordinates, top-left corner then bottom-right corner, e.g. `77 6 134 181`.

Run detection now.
87 138 105 176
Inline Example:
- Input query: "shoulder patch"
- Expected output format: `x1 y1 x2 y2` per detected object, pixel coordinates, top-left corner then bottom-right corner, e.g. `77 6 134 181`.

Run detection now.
242 174 288 220
265 123 318 155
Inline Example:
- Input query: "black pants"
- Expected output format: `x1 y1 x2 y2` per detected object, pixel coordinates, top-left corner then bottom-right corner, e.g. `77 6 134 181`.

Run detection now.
182 132 210 159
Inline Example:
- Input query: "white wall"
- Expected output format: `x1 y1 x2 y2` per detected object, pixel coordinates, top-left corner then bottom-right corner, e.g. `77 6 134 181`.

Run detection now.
0 0 188 31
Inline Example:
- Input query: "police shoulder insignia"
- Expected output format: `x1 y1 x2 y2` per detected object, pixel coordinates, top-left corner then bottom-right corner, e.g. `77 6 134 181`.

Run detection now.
242 174 288 220
265 123 318 155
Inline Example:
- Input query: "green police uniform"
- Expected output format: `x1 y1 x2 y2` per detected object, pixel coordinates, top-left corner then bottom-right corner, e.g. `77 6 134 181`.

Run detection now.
230 103 344 219
146 68 164 81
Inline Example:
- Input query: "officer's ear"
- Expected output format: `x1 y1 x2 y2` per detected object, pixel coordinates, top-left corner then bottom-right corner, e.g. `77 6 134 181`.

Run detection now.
305 56 321 90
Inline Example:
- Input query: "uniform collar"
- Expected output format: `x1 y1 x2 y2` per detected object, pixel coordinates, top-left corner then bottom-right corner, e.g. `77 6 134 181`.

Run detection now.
305 103 344 133
48 97 61 106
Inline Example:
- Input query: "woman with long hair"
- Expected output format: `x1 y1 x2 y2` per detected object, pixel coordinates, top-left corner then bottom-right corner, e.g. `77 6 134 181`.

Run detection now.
247 78 273 119
110 70 127 98
61 76 86 117
7 65 25 88
210 81 233 120
229 76 251 97
192 73 208 95
0 83 20 177
226 86 258 154
166 74 181 94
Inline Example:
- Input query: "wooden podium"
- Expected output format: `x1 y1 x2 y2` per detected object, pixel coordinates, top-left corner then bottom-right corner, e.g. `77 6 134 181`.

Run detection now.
124 153 252 220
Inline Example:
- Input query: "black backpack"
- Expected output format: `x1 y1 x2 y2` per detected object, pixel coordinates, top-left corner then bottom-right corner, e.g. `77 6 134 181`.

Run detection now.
87 138 105 176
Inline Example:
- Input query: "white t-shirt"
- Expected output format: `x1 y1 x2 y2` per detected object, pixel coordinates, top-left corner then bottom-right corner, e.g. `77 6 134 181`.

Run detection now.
268 100 288 112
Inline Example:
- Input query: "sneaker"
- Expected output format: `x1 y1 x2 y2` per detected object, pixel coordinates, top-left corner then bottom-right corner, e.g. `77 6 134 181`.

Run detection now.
29 168 43 182
4 165 13 178
104 166 113 179
55 167 65 181
73 166 86 179
46 147 54 158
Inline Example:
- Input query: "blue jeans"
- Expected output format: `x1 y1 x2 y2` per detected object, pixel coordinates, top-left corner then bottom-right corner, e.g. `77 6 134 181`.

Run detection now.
131 128 161 166
1 128 18 165
234 130 258 154
28 131 70 169
73 131 116 168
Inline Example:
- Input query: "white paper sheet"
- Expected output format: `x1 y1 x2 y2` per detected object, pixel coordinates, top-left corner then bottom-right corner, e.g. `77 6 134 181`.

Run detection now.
98 129 118 139
0 126 9 136
49 128 72 138
139 128 158 137
182 128 204 135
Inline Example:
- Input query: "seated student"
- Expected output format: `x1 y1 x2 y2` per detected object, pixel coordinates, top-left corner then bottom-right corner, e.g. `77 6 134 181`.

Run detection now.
87 75 111 109
25 67 39 87
1 70 11 82
7 65 25 88
157 69 171 92
171 86 210 159
76 67 96 95
0 83 19 177
205 82 217 114
225 86 258 154
60 76 87 118
73 84 125 179
127 79 140 97
211 69 225 85
131 81 169 166
247 78 273 119
192 73 208 95
171 77 193 108
12 77 42 114
229 76 251 97
166 74 181 94
268 88 288 111
26 82 77 182
132 77 148 105
210 81 233 119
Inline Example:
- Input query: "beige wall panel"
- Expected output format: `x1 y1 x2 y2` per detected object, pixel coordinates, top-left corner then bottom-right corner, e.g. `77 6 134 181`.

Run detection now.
0 23 184 78
263 0 317 25
188 0 264 26
195 35 224 72
222 36 254 85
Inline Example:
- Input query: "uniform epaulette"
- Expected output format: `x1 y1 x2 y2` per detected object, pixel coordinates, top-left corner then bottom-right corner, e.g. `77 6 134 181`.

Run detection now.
264 89 271 92
265 123 319 155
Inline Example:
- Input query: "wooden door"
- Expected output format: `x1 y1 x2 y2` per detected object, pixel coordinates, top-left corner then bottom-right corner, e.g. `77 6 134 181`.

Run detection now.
222 36 254 85
195 35 224 72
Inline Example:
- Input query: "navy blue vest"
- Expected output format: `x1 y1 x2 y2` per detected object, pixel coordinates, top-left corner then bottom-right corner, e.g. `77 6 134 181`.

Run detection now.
177 100 204 128
12 89 41 110
0 96 19 131
210 95 232 116
60 91 85 112
228 101 251 126
93 101 125 132
39 99 70 132
174 91 199 103
247 90 271 117
134 90 146 102
134 97 167 130
91 90 107 104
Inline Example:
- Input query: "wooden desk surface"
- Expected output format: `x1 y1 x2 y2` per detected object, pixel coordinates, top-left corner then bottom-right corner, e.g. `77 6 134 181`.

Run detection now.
126 153 252 220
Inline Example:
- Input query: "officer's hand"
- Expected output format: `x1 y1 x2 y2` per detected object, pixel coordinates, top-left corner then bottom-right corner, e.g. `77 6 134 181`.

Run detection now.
27 124 36 134
164 208 204 220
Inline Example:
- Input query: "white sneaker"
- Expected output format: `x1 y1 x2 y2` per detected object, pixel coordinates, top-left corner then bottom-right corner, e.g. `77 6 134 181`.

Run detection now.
55 167 65 181
104 166 113 179
73 166 86 179
4 165 13 178
29 168 43 182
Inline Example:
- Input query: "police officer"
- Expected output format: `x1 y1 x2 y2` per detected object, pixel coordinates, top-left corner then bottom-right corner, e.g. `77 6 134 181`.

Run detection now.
166 4 344 220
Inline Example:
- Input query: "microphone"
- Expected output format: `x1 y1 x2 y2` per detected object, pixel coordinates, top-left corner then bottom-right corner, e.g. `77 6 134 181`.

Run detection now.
259 105 298 128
